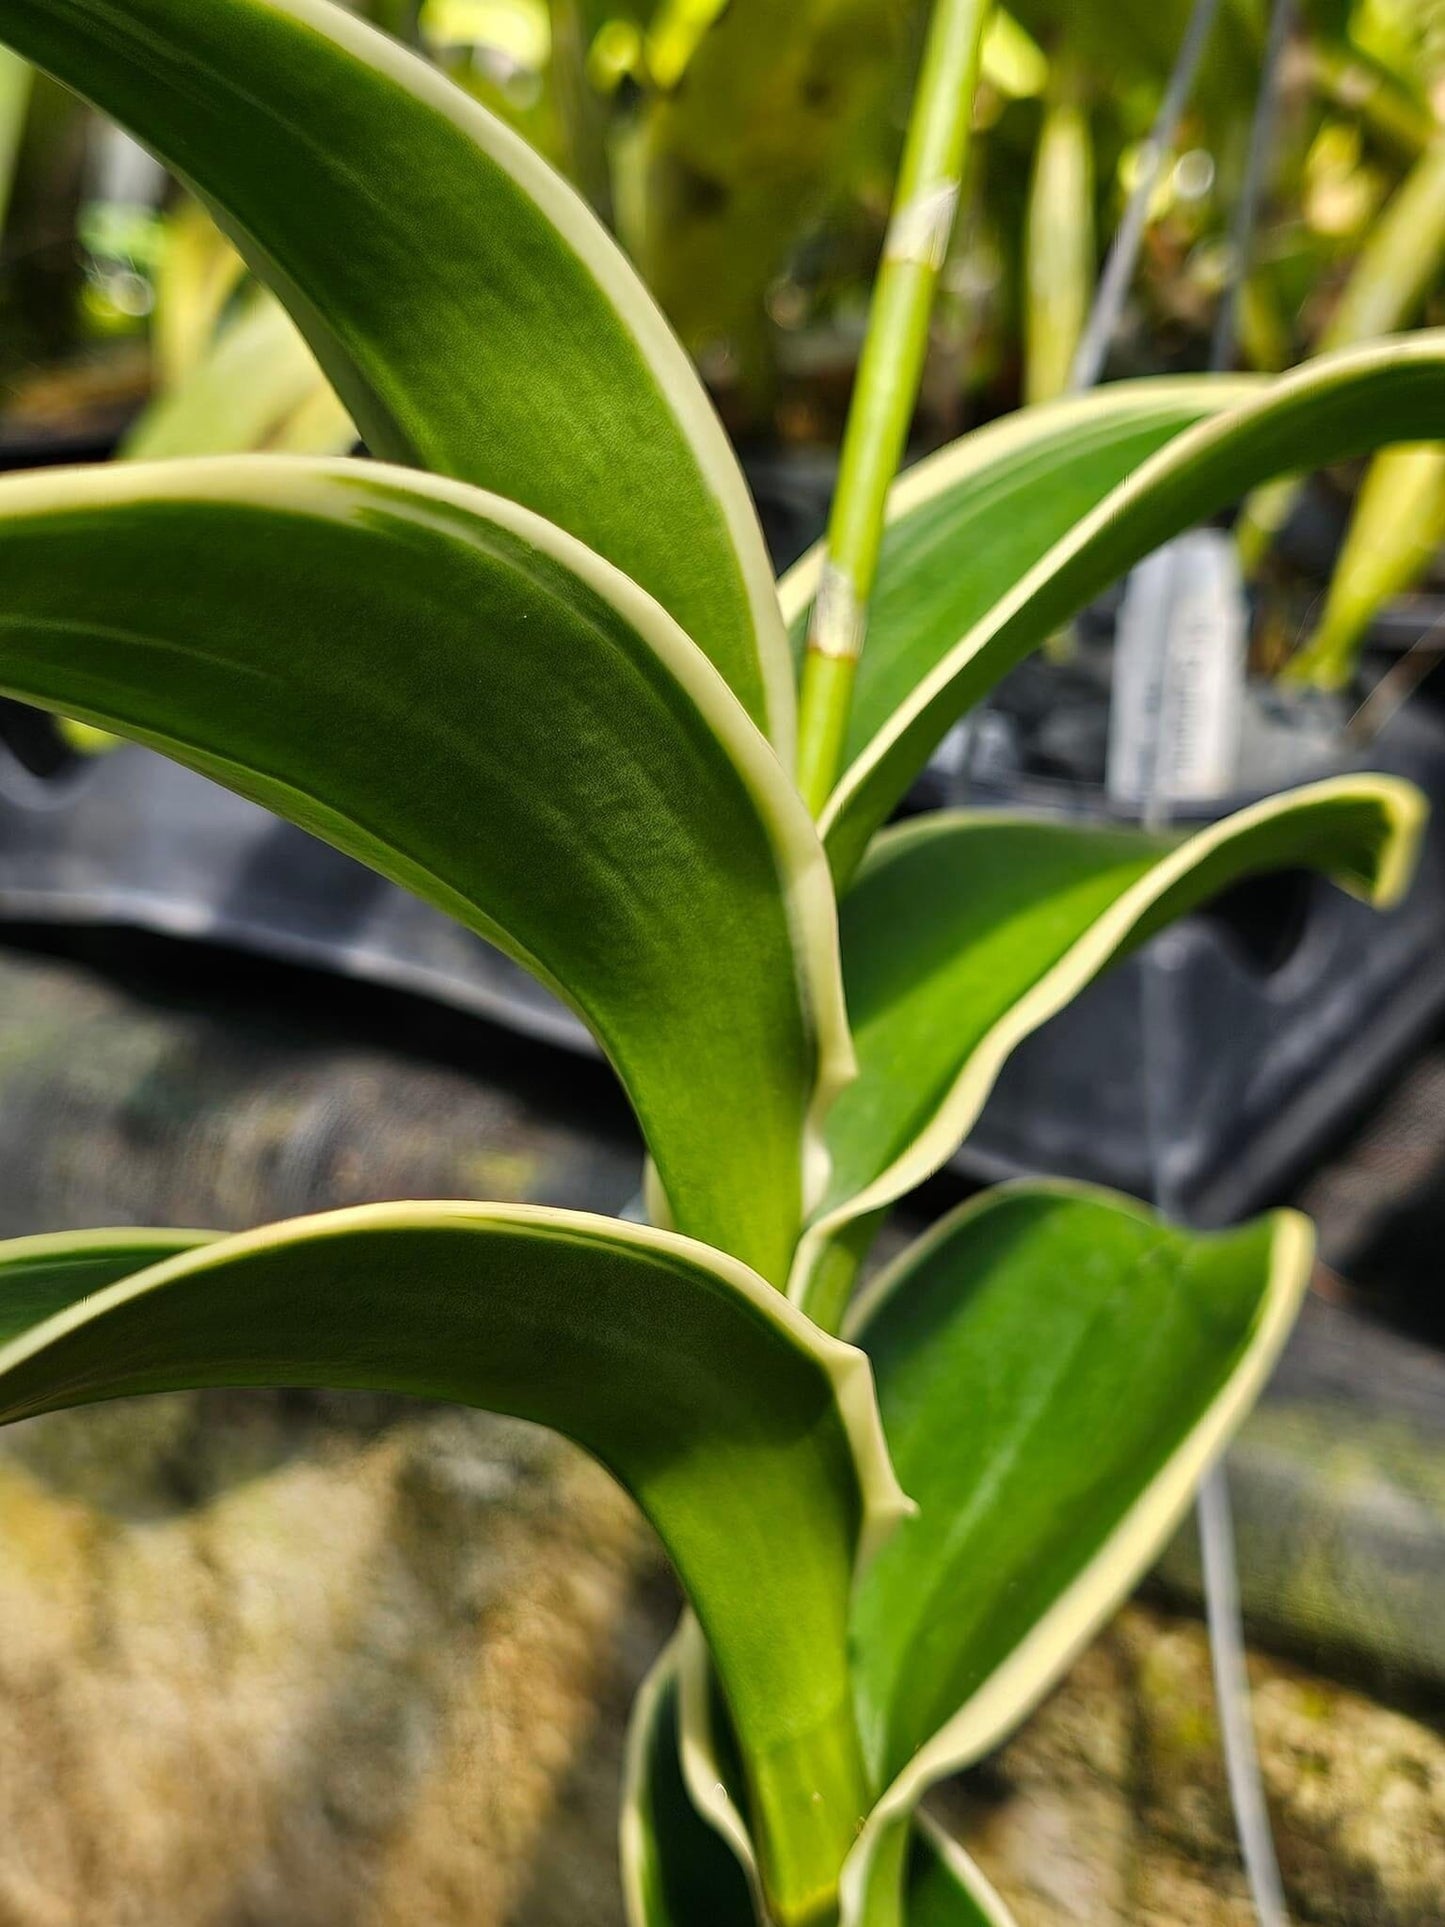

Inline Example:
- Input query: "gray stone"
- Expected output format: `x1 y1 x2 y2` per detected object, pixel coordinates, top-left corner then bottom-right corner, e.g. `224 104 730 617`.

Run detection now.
938 1604 1445 1927
0 940 1440 1922
0 940 666 1925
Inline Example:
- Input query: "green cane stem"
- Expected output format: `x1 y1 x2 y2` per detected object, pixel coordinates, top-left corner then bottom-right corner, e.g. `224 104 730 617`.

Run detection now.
794 0 992 817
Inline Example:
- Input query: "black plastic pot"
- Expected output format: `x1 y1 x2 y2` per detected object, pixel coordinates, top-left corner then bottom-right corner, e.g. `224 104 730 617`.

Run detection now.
0 443 838 1056
945 676 1445 1223
1 676 1441 1230
0 422 1441 1225
0 718 587 1053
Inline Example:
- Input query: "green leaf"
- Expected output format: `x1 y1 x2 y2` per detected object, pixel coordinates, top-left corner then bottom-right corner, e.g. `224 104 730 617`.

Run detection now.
847 1813 1016 1927
638 1621 1013 1927
779 377 1255 773
0 0 791 745
1287 442 1445 690
790 775 1424 1325
813 334 1445 882
840 1182 1312 1909
623 0 910 376
0 1200 907 1927
0 45 30 227
621 1637 759 1927
840 1809 1018 1927
0 1226 218 1342
905 1820 1015 1927
0 457 852 1287
123 285 354 461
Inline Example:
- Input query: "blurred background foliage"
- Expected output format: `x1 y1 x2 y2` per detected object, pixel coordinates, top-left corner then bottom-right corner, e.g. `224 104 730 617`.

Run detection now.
4 0 1443 436
5 0 1445 684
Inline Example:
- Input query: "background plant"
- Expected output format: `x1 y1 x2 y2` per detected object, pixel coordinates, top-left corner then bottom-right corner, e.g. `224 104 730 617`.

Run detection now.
0 2 1435 1923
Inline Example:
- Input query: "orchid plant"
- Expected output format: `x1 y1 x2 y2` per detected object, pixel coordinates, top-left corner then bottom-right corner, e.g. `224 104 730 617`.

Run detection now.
0 3 1435 1924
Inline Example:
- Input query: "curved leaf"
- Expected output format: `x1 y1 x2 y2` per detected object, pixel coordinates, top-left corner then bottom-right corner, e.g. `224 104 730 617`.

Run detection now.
0 1200 907 1927
906 1819 1015 1927
778 377 1256 768
123 285 354 461
790 775 1424 1324
621 1638 759 1927
0 45 30 228
0 1226 217 1341
0 0 791 744
839 1183 1312 1913
847 1814 1016 1927
841 1811 1017 1927
0 457 852 1286
819 334 1445 881
655 1620 1012 1927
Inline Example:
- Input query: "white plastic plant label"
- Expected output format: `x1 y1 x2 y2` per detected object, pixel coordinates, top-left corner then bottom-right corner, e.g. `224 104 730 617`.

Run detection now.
1106 529 1249 816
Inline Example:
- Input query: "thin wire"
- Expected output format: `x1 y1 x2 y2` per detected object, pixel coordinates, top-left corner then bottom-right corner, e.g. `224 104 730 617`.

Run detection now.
1069 0 1224 392
1199 1466 1292 1926
1346 615 1445 743
1211 0 1300 370
1125 0 1298 1916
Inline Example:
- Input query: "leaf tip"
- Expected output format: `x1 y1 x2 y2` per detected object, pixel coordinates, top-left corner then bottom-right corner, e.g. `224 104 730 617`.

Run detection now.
1363 773 1429 910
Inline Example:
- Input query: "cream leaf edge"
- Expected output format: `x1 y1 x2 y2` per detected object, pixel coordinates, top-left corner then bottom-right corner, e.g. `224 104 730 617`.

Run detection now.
668 1624 1017 1927
619 1633 692 1927
0 1200 909 1568
0 1226 218 1265
0 452 856 1229
911 1811 1017 1927
77 0 794 754
834 1181 1315 1923
677 1613 770 1914
775 375 1260 627
787 772 1424 1309
818 334 1445 869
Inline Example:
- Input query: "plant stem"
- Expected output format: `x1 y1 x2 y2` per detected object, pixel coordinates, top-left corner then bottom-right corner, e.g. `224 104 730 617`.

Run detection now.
1309 43 1434 162
1320 133 1445 351
1286 441 1445 689
794 0 991 817
1240 131 1445 574
0 48 30 233
1024 58 1094 406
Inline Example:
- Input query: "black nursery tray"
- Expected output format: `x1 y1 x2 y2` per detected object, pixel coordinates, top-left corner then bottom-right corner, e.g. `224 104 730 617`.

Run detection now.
0 720 588 1054
0 419 1441 1224
950 694 1445 1222
0 687 1442 1229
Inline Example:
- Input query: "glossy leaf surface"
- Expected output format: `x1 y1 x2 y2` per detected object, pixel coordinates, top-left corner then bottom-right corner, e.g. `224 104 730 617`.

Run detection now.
792 776 1423 1323
0 457 851 1286
628 1636 1012 1927
692 1186 1309 1920
0 1202 905 1927
0 0 790 742
622 1639 759 1927
779 379 1253 772
816 336 1445 880
846 1184 1311 1798
0 1227 217 1342
124 286 354 461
